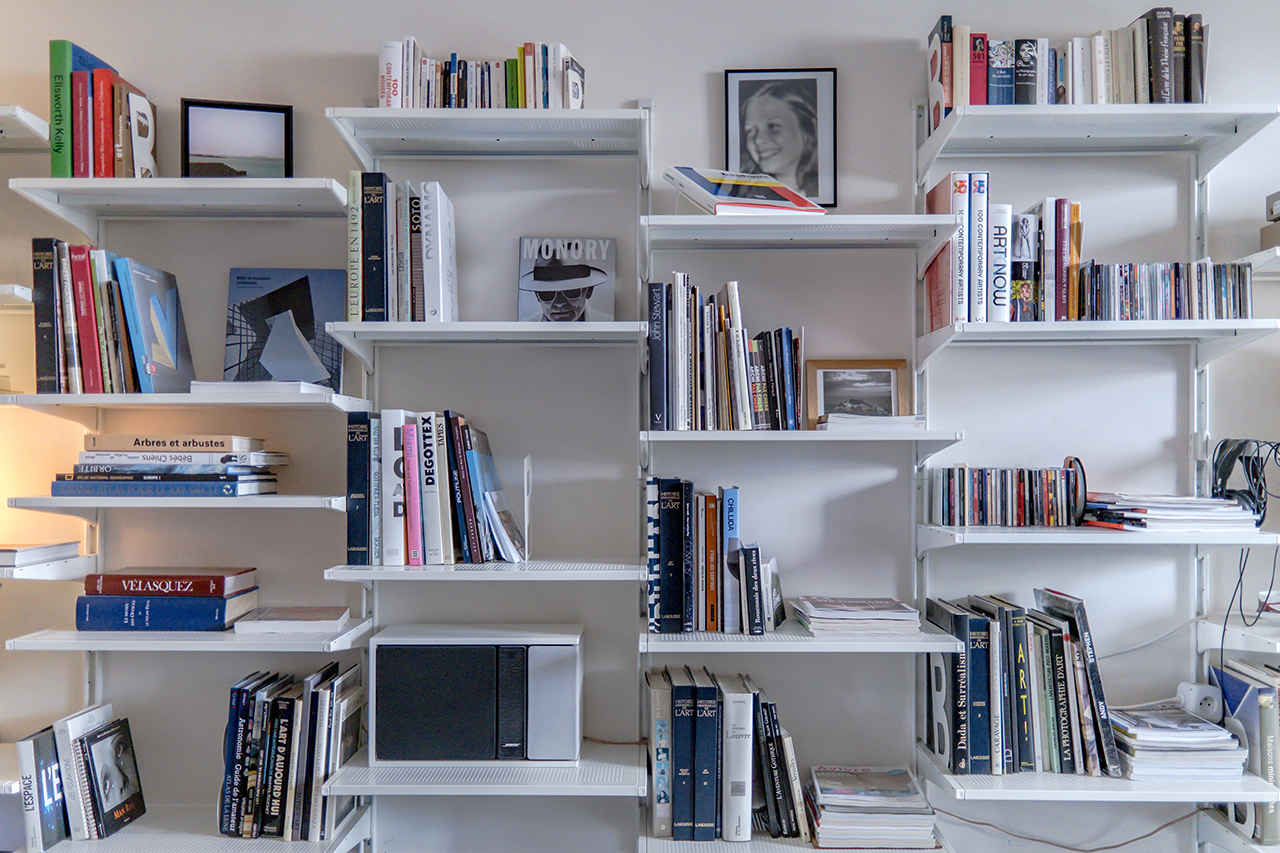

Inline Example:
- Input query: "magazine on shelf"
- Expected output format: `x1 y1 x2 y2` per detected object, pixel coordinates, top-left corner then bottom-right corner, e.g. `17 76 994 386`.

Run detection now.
663 166 825 215
223 268 345 391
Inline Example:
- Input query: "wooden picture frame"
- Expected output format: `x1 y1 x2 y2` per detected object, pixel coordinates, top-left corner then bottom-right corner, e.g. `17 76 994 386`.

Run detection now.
725 67 837 207
805 359 910 429
180 98 293 178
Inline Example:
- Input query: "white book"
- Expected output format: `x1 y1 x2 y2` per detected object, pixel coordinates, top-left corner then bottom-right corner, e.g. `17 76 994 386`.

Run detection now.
378 41 403 108
717 674 754 841
1091 33 1109 104
950 174 971 323
380 409 412 566
1070 37 1091 105
696 494 706 630
1058 44 1073 105
671 273 691 430
523 47 536 108
968 172 989 322
387 182 403 322
718 486 742 634
417 412 445 564
1131 18 1150 104
428 412 456 562
952 25 970 109
491 60 505 109
305 675 335 840
536 43 549 108
322 682 365 840
1027 627 1045 771
1116 28 1136 104
549 44 567 109
419 181 457 322
400 180 415 323
988 203 1013 322
987 615 1004 774
720 280 752 431
780 728 810 843
53 703 113 841
1036 38 1051 104
562 46 584 108
401 37 415 108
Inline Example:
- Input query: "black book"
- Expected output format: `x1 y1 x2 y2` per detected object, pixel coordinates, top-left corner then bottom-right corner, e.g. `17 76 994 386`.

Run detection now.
31 238 61 393
220 670 263 835
1013 38 1037 105
986 594 1034 772
443 411 478 563
1186 14 1205 104
752 331 780 430
774 327 797 430
647 280 668 431
81 718 145 837
657 478 685 633
681 479 696 632
1028 608 1077 774
496 645 528 759
742 674 785 837
925 597 969 774
966 595 1018 773
1034 588 1122 778
1171 14 1186 103
948 601 992 775
16 724 69 852
740 544 764 636
1144 7 1175 104
688 667 719 841
360 172 390 321
666 665 696 841
345 412 372 566
260 683 304 837
294 661 339 841
763 698 796 836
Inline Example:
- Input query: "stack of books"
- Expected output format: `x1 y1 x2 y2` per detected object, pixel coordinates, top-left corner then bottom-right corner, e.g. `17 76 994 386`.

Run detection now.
1110 701 1246 781
644 478 785 635
48 40 156 179
803 766 938 850
218 663 365 841
31 241 196 395
376 39 584 109
76 567 259 632
645 668 808 843
346 409 524 567
793 597 921 634
55 433 284 498
1082 492 1261 532
16 703 145 848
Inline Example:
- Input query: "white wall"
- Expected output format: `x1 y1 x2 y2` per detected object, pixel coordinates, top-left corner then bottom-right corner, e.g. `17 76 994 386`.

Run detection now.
2 1 1279 851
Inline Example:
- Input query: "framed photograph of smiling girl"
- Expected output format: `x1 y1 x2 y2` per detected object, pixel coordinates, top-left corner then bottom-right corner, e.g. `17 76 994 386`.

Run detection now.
726 68 837 206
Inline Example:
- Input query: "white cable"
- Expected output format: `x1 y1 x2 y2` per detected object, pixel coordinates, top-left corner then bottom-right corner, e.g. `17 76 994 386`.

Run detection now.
1096 616 1198 660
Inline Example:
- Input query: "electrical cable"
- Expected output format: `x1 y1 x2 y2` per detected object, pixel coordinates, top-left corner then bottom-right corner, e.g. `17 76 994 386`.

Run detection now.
1096 617 1199 660
933 806 1208 852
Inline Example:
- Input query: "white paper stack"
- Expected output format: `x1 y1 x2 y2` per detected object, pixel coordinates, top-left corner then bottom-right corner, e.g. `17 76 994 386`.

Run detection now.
805 766 938 849
793 597 921 634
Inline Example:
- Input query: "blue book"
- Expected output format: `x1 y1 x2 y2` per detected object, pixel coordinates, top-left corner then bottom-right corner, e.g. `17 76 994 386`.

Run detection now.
951 602 992 774
719 486 741 634
360 173 390 321
775 327 797 430
112 257 195 394
665 665 696 841
224 268 345 390
987 40 1015 105
463 424 502 561
647 280 668 431
76 587 258 631
346 412 372 566
52 479 275 497
656 478 684 633
689 667 719 841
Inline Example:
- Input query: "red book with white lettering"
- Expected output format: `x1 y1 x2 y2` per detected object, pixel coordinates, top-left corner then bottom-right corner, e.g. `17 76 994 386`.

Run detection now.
92 68 115 177
83 567 258 597
67 244 104 394
969 33 989 105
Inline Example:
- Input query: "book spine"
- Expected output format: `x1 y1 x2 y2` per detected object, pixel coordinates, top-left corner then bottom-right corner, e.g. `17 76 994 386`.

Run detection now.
1008 610 1035 771
657 478 684 632
967 614 993 774
741 544 764 636
346 412 371 566
49 42 74 177
1055 199 1071 321
462 430 496 563
691 679 718 841
763 700 794 837
1257 682 1279 843
704 492 719 631
71 70 91 178
57 242 82 393
969 172 989 322
345 170 362 321
986 615 1005 774
681 479 695 631
304 687 332 841
378 41 402 108
648 280 668 430
952 25 970 109
360 173 388 321
445 411 479 563
1010 213 1039 321
84 574 235 596
720 685 752 841
988 204 1012 322
1171 15 1186 103
720 487 741 634
949 173 970 322
428 412 455 563
1065 603 1122 777
282 692 307 840
988 40 1014 105
645 476 661 633
1013 38 1037 104
670 673 695 840
76 736 102 838
419 414 445 564
379 409 408 565
407 187 424 321
261 695 294 837
1147 7 1174 104
402 422 424 565
15 739 47 852
1045 626 1076 774
646 673 673 837
31 239 60 393
1186 14 1204 104
75 593 236 630
969 34 988 105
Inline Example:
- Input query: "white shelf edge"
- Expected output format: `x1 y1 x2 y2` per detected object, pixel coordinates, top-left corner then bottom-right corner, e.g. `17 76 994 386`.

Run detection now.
1237 247 1280 281
8 496 346 520
0 742 17 795
326 561 644 582
1 553 96 580
641 620 959 653
0 105 49 149
916 524 1280 553
640 826 956 853
11 391 371 423
6 619 372 653
643 429 960 444
643 213 959 251
1195 616 1280 656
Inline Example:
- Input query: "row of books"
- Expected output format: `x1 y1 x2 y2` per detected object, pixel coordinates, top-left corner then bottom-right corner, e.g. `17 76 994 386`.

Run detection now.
51 433 281 498
345 410 526 567
926 8 1206 131
647 276 802 432
17 704 144 850
377 38 584 109
346 173 458 323
48 39 157 178
645 667 808 842
218 663 364 842
31 239 195 395
925 589 1121 778
805 766 937 850
644 478 784 635
929 463 1081 528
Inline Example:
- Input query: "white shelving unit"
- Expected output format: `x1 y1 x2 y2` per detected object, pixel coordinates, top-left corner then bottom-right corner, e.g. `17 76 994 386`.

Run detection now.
6 618 373 653
0 105 48 151
8 389 370 428
641 831 958 853
1198 809 1275 853
1196 614 1280 655
641 619 962 654
1 554 97 580
8 495 346 521
326 561 643 582
917 524 1280 552
1236 247 1280 282
0 283 31 312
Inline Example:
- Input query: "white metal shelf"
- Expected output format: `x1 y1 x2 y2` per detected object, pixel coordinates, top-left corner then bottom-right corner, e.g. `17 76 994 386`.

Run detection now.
18 803 369 853
8 177 348 239
0 105 49 150
1196 615 1280 655
326 561 643 582
641 619 960 653
642 828 955 853
11 390 370 429
326 107 650 171
1237 247 1280 282
5 618 372 653
917 745 1280 803
326 320 646 372
643 428 962 461
0 284 32 310
917 524 1280 554
323 742 645 797
8 495 346 522
1 554 96 580
1198 809 1274 853
917 320 1280 371
916 104 1280 185
644 214 959 252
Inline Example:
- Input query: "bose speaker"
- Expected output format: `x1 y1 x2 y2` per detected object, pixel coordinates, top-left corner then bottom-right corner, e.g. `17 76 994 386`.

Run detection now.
369 624 583 766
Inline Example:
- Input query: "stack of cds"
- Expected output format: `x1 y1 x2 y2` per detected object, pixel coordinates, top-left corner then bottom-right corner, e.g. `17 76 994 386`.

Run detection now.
793 597 921 634
803 766 938 849
1110 701 1247 781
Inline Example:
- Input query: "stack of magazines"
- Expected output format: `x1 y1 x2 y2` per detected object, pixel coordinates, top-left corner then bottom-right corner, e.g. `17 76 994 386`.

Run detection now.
1082 492 1261 532
1110 701 1247 781
803 766 938 849
793 597 921 634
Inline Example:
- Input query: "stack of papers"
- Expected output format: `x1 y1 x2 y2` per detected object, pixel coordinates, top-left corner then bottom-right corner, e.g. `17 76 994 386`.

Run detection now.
793 597 921 634
1082 492 1260 532
817 413 927 431
1110 701 1247 781
805 766 938 849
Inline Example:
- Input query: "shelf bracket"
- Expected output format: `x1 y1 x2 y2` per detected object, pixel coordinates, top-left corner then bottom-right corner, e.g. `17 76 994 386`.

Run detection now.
636 100 653 191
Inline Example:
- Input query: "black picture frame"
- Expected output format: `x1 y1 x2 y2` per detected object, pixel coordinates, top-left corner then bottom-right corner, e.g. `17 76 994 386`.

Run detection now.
725 68 837 207
180 98 293 178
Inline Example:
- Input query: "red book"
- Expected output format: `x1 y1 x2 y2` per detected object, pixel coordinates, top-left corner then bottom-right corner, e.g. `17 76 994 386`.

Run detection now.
84 566 258 596
92 68 115 177
1055 198 1071 321
67 244 104 394
71 70 91 178
969 33 988 105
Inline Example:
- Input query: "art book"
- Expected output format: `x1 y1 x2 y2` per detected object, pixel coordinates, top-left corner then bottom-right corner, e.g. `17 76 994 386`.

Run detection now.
517 237 615 322
224 268 345 391
81 717 145 837
663 166 825 215
112 257 195 393
16 725 69 852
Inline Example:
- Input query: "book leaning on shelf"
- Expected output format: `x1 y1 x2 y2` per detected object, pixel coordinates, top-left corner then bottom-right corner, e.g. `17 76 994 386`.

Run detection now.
49 705 145 841
376 39 584 109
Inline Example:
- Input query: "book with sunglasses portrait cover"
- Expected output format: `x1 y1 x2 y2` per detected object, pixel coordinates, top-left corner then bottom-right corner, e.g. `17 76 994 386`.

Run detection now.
517 237 615 322
80 717 145 837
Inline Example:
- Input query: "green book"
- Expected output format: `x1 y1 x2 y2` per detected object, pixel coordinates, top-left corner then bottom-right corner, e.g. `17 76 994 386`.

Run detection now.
48 40 114 178
506 58 521 108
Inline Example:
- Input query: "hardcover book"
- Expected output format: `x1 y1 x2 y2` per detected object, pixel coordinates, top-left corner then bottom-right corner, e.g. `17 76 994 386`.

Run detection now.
111 257 195 393
75 587 259 631
84 566 257 597
80 718 144 837
645 669 673 837
224 268 345 391
16 725 69 852
233 607 351 634
518 237 615 322
664 166 824 215
53 703 114 841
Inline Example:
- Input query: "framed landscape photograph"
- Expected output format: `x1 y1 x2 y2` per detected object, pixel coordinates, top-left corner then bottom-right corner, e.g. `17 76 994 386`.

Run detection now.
180 99 293 178
805 359 909 429
725 68 837 206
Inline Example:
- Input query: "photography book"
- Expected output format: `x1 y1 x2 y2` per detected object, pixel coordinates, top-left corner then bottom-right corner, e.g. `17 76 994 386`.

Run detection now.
80 717 145 836
224 268 345 391
663 166 825 215
517 237 615 323
16 725 69 852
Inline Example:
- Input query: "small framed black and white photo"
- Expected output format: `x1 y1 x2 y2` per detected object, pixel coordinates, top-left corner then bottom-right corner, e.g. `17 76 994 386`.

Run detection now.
180 99 293 178
805 359 909 429
725 68 837 207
